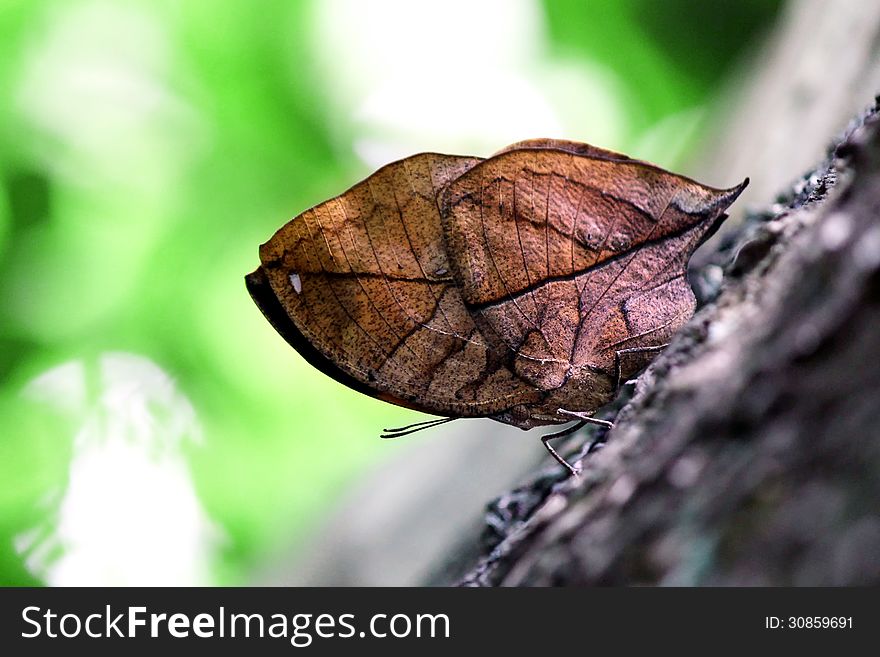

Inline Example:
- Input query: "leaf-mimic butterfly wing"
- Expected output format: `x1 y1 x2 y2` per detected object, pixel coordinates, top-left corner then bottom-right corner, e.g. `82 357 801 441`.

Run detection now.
248 141 747 436
248 153 542 418
439 147 748 397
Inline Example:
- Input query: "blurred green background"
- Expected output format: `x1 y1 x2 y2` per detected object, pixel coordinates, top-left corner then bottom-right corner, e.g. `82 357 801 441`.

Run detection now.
0 0 781 585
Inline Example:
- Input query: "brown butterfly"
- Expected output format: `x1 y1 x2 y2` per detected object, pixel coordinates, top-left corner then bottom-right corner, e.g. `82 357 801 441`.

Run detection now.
246 139 747 475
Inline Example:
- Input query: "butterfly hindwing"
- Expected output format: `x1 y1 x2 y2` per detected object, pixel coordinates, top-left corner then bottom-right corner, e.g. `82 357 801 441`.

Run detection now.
439 147 747 384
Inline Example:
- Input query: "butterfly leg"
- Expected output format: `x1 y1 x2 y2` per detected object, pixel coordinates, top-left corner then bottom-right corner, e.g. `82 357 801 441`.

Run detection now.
542 409 617 477
556 408 614 429
540 421 586 477
613 344 668 393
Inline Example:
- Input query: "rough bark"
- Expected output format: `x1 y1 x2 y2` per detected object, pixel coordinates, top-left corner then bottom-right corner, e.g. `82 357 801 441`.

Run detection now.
443 101 880 586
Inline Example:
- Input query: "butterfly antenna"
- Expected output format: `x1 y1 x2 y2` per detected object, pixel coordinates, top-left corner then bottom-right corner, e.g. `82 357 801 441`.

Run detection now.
381 417 456 439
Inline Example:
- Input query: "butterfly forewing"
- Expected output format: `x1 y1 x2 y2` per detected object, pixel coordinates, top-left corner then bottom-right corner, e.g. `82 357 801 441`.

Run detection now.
253 153 541 417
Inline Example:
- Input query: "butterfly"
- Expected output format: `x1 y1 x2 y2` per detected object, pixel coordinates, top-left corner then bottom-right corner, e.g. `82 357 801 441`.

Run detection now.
246 139 747 475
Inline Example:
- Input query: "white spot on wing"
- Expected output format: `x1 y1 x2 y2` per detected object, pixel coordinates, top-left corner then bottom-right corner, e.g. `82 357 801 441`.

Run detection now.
289 272 302 294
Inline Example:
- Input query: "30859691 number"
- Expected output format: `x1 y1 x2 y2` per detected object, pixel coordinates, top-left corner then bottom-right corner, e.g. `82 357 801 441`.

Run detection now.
765 617 853 629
